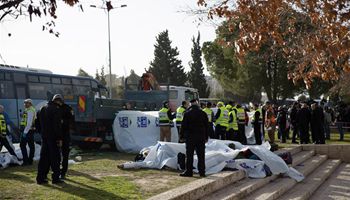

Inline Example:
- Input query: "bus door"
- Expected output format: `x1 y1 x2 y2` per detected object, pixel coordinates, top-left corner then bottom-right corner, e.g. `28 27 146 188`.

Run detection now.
15 84 29 124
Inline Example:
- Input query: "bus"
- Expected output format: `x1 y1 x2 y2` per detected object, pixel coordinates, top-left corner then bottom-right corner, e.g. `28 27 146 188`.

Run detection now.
0 64 121 149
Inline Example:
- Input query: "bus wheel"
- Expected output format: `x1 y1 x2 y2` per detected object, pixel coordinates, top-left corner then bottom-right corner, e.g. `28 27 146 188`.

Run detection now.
77 142 103 150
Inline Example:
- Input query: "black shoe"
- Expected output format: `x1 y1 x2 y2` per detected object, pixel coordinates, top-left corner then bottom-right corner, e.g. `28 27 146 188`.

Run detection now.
292 141 298 144
179 172 193 177
60 174 66 180
36 178 49 185
199 173 206 177
52 179 65 184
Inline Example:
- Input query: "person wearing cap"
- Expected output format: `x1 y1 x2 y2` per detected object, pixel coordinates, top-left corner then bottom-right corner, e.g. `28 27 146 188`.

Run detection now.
0 105 20 160
180 99 208 177
59 98 75 179
214 102 229 140
158 101 174 142
175 101 189 143
236 104 248 144
20 99 36 165
36 94 64 184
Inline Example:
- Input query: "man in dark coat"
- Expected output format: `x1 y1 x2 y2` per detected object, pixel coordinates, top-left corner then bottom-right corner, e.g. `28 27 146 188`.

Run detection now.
311 103 325 144
297 103 311 144
36 94 64 184
60 102 74 179
180 99 209 177
290 102 299 144
277 106 287 143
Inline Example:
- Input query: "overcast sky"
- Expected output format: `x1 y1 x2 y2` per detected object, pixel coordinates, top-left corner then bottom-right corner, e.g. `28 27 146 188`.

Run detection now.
0 0 216 77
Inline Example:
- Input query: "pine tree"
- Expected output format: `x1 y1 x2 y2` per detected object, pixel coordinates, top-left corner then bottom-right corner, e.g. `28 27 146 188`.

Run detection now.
149 30 187 86
100 66 107 86
188 32 209 97
95 69 101 81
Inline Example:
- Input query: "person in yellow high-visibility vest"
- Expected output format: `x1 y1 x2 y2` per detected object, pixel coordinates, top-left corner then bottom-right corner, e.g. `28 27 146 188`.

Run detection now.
203 102 215 139
252 103 263 145
0 105 19 159
236 104 248 145
176 101 189 143
214 102 229 140
227 109 239 141
159 101 174 142
20 99 36 165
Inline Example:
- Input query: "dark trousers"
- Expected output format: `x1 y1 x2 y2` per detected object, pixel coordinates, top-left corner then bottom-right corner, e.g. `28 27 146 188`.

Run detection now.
177 126 185 143
279 127 287 143
37 138 61 182
311 128 325 144
60 138 70 176
0 136 18 158
215 125 226 140
20 130 35 164
185 140 205 175
254 124 262 145
324 124 331 140
299 126 310 144
226 129 237 141
238 124 247 145
208 123 215 139
337 122 344 141
292 124 299 142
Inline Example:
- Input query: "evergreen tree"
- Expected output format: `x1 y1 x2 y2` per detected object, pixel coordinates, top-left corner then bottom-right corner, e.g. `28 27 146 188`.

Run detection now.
188 32 209 97
78 68 92 78
149 30 187 86
95 69 101 81
100 66 107 86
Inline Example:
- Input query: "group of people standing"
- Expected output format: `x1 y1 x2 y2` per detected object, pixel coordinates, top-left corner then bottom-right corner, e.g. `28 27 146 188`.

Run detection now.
0 94 73 185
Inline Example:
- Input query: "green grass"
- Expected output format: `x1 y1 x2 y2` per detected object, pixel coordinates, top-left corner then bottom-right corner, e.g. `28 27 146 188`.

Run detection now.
0 150 195 200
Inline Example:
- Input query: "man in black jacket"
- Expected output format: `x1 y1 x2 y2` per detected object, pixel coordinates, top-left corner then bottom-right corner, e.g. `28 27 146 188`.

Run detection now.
311 103 325 144
290 102 299 144
180 99 208 177
60 102 74 179
297 103 311 144
36 94 64 184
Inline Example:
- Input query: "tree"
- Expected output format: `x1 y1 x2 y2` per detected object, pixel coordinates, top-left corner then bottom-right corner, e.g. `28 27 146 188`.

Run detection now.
188 32 210 97
197 0 350 88
149 30 187 86
99 66 107 86
77 68 92 78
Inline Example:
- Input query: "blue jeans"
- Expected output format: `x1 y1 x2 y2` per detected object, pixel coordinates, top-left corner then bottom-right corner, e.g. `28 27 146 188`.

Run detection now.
337 122 344 140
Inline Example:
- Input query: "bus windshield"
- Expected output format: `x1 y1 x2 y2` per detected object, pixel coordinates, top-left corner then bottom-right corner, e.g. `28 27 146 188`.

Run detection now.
185 90 199 101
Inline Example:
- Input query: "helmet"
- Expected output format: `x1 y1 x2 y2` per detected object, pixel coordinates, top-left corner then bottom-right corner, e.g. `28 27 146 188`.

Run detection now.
52 94 63 102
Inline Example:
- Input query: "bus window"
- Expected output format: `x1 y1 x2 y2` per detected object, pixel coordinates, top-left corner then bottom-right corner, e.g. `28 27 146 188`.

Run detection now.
28 75 39 82
62 78 72 85
185 90 196 101
91 80 98 90
169 90 178 100
52 84 73 96
0 73 4 80
16 86 27 99
73 79 90 86
5 73 11 81
99 87 108 98
73 86 90 95
0 81 15 98
13 73 26 83
39 76 51 83
52 77 61 84
28 83 52 99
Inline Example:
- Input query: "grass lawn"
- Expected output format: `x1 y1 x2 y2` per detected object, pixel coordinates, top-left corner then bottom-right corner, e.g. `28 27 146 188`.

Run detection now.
0 149 196 200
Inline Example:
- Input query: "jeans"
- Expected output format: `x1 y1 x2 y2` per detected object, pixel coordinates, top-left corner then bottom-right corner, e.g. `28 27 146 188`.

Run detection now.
337 122 344 140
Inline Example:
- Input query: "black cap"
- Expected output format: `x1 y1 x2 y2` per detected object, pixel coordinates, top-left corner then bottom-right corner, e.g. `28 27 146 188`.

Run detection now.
190 99 197 103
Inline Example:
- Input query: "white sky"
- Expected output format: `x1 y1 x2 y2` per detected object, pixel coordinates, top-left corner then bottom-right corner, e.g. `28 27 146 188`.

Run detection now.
0 0 216 77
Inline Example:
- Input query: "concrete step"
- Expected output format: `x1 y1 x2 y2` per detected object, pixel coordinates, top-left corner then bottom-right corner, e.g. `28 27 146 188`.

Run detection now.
200 150 315 200
148 170 246 200
279 159 341 200
310 163 350 200
244 154 328 200
274 146 302 156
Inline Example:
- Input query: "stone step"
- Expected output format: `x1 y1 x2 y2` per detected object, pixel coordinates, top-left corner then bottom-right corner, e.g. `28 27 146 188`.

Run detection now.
309 163 350 200
279 159 341 200
200 150 315 200
274 146 302 156
244 154 328 200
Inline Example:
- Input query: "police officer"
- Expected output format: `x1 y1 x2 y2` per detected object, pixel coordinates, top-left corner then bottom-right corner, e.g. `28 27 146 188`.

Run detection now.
159 101 174 142
214 102 229 140
236 104 247 145
20 99 36 165
60 101 74 179
203 102 215 139
36 94 64 184
226 101 234 112
180 99 208 177
175 101 188 143
252 104 263 145
0 105 19 159
227 107 239 141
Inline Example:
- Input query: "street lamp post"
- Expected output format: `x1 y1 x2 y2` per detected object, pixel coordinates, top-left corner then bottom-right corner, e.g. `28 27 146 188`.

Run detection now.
91 2 127 99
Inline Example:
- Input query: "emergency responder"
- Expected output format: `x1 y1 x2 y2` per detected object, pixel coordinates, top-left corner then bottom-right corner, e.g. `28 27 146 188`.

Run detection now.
20 99 36 166
214 102 229 140
175 101 188 143
236 104 247 144
0 105 19 159
36 94 64 184
227 107 239 141
180 99 208 177
60 101 74 179
252 104 263 145
203 102 215 139
226 101 234 112
158 101 174 142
